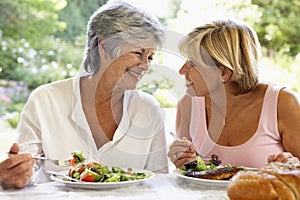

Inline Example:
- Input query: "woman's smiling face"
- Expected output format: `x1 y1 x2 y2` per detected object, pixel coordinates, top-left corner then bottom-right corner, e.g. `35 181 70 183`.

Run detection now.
100 39 156 90
179 60 222 97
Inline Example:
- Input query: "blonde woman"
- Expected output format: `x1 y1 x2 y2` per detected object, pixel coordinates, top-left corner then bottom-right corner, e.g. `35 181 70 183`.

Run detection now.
168 19 300 168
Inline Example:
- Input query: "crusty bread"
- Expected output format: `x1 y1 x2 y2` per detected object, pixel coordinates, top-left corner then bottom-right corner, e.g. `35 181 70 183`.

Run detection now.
227 171 278 200
265 173 296 200
227 158 300 200
275 170 300 200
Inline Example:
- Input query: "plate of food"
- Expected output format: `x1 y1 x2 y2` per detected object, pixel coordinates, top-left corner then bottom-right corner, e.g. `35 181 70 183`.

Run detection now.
49 151 154 190
173 155 245 189
173 169 229 188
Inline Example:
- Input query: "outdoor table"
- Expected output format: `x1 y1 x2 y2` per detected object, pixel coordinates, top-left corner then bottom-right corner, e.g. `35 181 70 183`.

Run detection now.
0 174 228 200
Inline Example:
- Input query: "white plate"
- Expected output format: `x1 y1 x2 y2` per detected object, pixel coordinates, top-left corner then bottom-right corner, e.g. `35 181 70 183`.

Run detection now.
173 169 229 189
50 170 154 190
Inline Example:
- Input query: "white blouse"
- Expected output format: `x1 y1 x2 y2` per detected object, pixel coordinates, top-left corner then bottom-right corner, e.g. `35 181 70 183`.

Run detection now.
16 76 169 183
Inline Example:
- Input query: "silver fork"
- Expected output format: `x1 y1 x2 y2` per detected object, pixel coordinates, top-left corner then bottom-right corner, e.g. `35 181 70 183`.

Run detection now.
32 155 70 167
169 132 208 161
7 153 70 167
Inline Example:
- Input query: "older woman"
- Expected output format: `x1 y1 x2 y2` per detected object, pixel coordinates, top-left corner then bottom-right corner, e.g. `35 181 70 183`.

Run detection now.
168 19 300 169
1 1 168 189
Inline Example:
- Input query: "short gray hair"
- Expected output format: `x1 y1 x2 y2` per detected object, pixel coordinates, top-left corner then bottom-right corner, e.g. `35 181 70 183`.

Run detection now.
83 1 165 74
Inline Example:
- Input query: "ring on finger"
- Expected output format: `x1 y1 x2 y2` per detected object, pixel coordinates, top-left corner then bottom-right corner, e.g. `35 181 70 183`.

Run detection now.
173 153 177 160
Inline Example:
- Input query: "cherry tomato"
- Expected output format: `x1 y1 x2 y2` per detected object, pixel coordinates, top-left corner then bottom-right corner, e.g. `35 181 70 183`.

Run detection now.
80 170 101 182
68 157 77 167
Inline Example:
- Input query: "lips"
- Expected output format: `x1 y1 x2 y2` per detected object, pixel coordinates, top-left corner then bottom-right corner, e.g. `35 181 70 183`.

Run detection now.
127 70 142 80
185 80 193 86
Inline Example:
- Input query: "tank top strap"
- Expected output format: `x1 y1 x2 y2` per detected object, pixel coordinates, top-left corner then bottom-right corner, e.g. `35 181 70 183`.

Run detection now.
190 97 206 148
190 97 216 156
257 83 285 136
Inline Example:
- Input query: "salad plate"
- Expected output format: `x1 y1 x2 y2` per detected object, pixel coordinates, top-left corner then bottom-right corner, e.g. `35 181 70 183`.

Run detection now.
49 170 154 190
173 169 229 189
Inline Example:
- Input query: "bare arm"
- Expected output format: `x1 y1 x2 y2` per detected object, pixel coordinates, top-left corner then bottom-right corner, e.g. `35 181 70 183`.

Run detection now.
277 88 300 159
176 95 192 140
168 95 197 168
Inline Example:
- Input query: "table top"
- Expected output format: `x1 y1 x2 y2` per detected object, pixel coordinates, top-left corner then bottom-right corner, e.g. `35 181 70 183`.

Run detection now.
0 174 229 200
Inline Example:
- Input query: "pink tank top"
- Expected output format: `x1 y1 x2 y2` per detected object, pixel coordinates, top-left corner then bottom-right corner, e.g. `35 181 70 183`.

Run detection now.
190 84 284 168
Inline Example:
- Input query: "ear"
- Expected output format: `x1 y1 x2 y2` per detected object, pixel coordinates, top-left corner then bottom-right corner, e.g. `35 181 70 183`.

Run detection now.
98 39 108 59
219 66 232 83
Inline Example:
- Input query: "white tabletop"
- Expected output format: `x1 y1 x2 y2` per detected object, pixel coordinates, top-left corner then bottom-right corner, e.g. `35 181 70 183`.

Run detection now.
0 174 229 200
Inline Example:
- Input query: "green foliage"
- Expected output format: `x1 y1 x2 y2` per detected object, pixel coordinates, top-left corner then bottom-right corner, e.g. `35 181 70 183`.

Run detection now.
0 0 71 86
237 0 300 57
0 0 300 127
0 0 109 90
255 0 300 56
0 0 66 46
0 35 83 89
55 0 108 42
0 0 109 127
6 114 20 128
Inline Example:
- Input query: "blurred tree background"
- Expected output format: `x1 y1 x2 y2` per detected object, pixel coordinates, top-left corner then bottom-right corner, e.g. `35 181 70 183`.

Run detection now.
0 0 299 128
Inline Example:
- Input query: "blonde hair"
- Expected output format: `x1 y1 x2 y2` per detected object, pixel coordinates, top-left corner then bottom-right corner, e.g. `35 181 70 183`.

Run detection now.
179 19 260 94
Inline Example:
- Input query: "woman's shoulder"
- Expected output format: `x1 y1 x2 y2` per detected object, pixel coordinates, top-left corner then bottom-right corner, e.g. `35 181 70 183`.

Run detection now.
30 77 75 96
278 87 299 109
254 82 283 98
24 78 76 106
257 82 299 110
258 82 298 102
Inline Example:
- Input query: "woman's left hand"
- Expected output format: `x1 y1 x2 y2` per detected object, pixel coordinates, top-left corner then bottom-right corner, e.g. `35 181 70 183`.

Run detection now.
267 152 295 163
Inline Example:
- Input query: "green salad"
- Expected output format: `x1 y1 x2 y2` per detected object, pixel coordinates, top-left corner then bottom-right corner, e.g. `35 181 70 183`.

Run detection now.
179 154 223 172
68 161 151 182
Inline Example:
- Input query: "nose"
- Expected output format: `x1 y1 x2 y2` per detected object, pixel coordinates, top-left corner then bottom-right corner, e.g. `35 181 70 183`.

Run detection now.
179 61 190 75
138 57 150 72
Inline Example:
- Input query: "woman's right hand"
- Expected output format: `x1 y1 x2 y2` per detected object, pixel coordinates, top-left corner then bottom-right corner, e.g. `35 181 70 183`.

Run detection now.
0 143 36 189
267 152 296 163
167 138 197 168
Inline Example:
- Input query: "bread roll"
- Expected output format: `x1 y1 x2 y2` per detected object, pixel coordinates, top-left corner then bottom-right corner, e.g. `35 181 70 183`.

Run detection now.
275 170 300 200
265 173 296 200
227 171 278 200
227 158 300 200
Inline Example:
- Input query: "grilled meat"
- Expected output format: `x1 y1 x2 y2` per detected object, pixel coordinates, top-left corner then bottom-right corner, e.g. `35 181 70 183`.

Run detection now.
68 163 86 177
185 166 245 180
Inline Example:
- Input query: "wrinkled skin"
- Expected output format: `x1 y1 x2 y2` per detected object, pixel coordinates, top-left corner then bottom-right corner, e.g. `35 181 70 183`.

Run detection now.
167 138 197 168
0 143 36 189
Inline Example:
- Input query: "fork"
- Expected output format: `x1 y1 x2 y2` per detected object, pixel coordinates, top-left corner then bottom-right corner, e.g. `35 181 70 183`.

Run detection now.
46 170 79 182
169 132 208 161
7 152 70 167
32 155 70 167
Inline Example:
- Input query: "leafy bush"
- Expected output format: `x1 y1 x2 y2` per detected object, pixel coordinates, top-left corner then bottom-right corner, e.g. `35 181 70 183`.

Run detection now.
0 35 83 90
6 113 20 128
